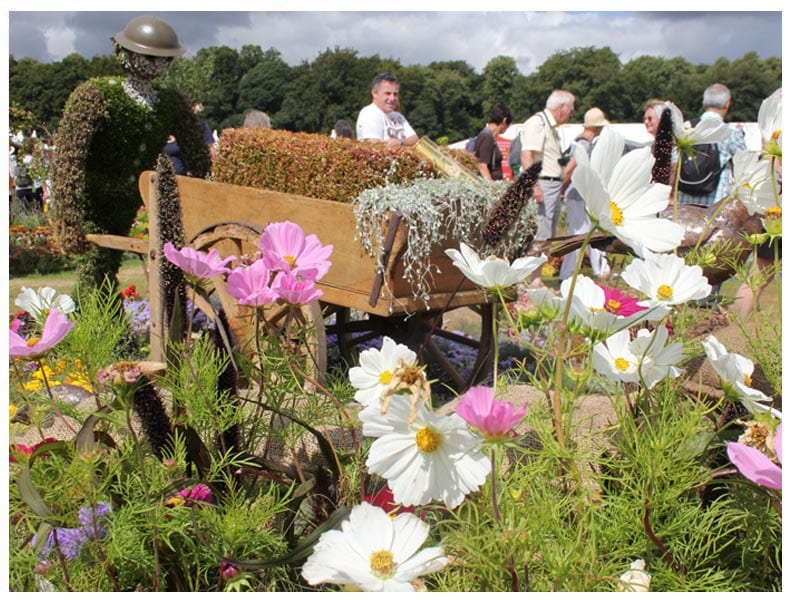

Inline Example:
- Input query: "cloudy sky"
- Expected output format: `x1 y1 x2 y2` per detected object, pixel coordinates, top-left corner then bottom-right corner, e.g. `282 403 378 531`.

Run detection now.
6 3 783 75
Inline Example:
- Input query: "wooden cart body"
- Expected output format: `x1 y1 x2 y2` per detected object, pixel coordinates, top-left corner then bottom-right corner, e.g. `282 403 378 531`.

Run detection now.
106 171 492 378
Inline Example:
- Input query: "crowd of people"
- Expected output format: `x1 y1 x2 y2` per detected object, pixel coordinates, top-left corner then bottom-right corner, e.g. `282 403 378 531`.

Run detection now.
10 13 780 320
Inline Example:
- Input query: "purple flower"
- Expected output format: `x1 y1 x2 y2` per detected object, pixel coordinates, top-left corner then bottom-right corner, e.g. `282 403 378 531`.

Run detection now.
9 308 74 358
455 385 526 440
31 501 112 560
727 423 782 490
163 241 236 280
271 271 323 305
258 221 333 281
226 260 280 306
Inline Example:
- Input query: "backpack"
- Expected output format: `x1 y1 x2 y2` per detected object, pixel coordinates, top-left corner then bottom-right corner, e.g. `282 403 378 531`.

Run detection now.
508 135 521 168
678 118 722 196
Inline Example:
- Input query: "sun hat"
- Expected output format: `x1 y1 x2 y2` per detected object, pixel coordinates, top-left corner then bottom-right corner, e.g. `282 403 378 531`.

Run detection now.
583 107 609 128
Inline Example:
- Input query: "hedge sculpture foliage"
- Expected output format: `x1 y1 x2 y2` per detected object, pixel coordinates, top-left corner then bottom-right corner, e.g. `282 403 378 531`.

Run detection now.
212 128 477 202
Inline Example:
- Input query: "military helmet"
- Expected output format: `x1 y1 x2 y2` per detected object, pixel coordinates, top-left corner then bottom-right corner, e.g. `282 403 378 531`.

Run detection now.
113 15 185 57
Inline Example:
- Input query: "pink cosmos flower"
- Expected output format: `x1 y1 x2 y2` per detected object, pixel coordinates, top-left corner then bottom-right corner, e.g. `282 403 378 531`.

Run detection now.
9 308 74 358
597 283 647 317
271 271 323 305
219 560 241 581
178 482 215 505
258 221 333 281
727 423 782 490
10 437 58 463
10 317 23 333
226 260 279 306
163 241 236 280
455 385 526 440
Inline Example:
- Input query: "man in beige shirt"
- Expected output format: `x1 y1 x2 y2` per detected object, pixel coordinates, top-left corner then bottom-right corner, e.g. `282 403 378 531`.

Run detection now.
519 89 575 286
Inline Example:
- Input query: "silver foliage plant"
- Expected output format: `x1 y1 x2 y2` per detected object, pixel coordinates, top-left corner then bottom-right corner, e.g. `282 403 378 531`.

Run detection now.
354 178 539 307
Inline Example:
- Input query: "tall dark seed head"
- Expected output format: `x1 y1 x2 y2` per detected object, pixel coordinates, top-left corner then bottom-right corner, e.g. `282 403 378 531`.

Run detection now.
651 108 673 185
481 161 542 252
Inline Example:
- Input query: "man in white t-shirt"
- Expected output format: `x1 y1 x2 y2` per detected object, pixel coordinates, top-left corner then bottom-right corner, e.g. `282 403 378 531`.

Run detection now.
356 72 418 147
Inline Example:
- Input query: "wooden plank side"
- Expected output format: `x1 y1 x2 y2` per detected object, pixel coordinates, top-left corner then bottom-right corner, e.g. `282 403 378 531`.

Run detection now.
84 233 148 255
173 175 380 292
137 171 484 316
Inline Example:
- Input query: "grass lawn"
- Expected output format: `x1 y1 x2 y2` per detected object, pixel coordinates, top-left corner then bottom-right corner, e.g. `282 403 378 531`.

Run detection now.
9 256 150 310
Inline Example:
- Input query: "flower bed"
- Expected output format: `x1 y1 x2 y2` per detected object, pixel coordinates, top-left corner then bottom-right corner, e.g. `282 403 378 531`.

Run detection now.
9 225 76 276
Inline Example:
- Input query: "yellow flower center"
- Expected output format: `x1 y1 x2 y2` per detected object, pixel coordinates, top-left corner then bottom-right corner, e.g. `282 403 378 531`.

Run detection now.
657 284 673 301
284 254 296 266
378 370 393 385
744 373 752 387
614 357 630 372
415 426 442 453
765 206 782 219
606 299 622 313
164 496 186 508
369 549 395 576
26 336 41 347
609 201 624 226
771 129 782 141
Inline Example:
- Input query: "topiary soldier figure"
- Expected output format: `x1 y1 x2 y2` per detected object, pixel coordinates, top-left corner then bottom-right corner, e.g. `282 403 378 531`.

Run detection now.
51 15 211 295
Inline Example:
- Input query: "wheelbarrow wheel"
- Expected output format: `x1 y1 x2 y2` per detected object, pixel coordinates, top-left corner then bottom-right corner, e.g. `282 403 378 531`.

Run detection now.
329 304 494 393
189 222 327 388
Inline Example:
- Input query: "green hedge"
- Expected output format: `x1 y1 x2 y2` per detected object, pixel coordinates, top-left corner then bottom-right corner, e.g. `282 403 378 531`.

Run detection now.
212 128 477 202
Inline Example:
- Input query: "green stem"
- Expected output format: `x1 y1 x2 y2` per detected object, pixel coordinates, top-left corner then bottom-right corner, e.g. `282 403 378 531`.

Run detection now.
123 391 162 590
550 226 595 450
38 358 78 436
489 448 519 591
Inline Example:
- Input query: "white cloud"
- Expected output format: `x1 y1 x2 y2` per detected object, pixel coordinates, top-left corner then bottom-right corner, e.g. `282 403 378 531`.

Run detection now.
7 9 782 75
44 26 76 60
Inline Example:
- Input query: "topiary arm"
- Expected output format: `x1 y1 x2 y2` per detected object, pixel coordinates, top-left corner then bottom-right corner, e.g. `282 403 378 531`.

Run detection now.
172 92 211 179
50 81 109 253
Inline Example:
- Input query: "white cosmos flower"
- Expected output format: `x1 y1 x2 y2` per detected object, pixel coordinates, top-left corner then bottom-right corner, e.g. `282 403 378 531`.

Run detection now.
592 329 639 383
589 126 626 186
15 286 77 324
527 275 667 339
301 502 448 592
616 558 652 592
362 396 489 509
621 250 711 308
571 146 684 257
349 337 417 406
701 335 782 420
445 242 547 292
758 88 782 157
666 101 732 146
592 325 683 389
630 326 684 389
732 150 779 215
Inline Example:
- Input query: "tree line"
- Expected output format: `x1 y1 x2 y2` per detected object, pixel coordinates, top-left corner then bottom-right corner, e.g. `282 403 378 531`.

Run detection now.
9 45 781 143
